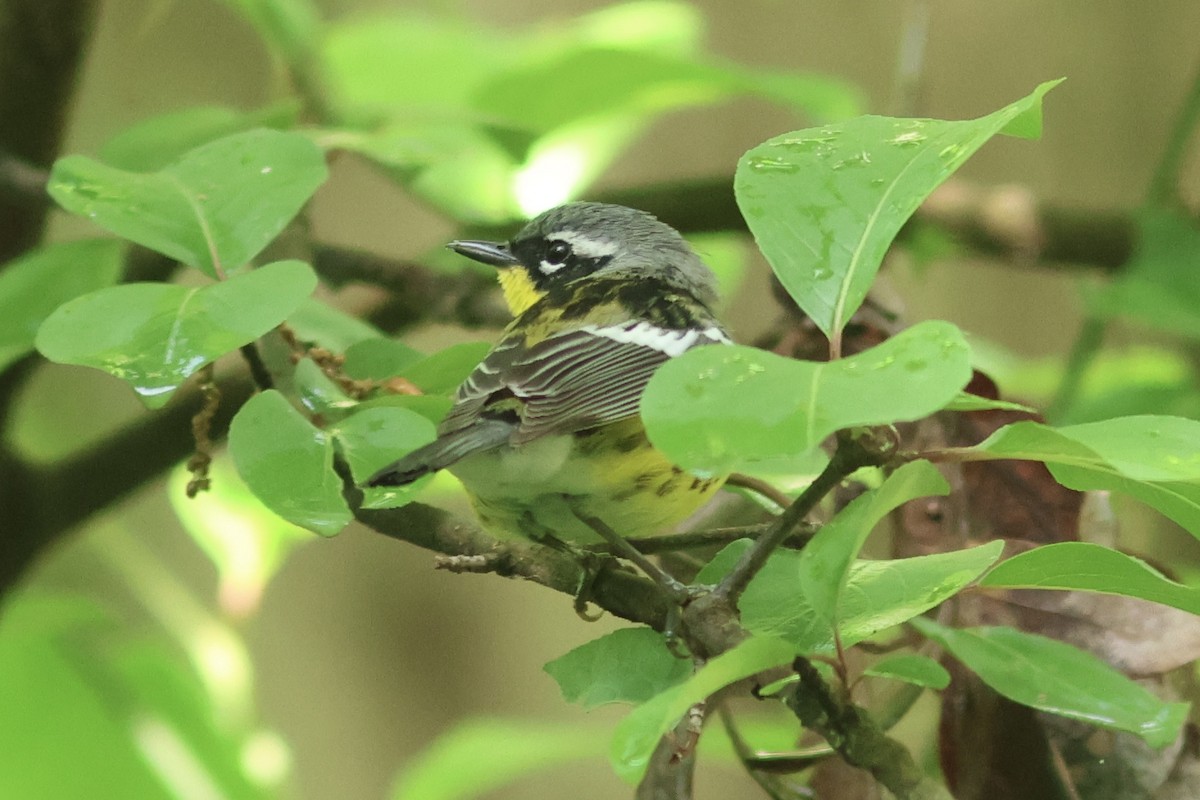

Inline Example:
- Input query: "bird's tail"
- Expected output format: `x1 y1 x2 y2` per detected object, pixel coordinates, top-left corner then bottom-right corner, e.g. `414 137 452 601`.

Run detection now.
364 419 513 487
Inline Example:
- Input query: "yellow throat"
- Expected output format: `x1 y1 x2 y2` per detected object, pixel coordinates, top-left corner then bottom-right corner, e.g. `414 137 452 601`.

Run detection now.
496 266 545 316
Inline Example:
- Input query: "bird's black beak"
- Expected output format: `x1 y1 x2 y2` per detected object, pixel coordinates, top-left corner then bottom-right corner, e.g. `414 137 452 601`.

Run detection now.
447 239 521 268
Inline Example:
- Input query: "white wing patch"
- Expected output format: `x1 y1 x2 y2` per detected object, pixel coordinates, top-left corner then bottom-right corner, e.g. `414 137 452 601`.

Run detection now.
581 321 731 357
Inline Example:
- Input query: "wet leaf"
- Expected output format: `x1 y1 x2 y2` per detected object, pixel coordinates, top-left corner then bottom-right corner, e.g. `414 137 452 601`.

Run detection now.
736 80 1061 341
644 320 971 475
36 260 316 408
228 389 351 536
49 129 327 279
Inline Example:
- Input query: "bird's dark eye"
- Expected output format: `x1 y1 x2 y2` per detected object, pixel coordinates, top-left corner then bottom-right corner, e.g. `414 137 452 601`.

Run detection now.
546 241 571 265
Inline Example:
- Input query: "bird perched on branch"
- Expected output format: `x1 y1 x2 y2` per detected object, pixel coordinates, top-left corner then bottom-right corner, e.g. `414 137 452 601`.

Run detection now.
366 202 731 546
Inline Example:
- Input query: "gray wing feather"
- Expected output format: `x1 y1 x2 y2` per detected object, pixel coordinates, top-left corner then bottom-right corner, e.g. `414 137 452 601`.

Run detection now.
441 325 724 445
365 417 514 486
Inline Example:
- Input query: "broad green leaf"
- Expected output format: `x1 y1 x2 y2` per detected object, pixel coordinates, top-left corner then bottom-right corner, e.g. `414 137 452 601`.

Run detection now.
49 129 327 279
331 406 437 509
981 542 1200 615
0 593 270 800
544 628 691 709
36 260 316 408
1087 210 1200 339
167 456 311 617
912 618 1188 748
806 461 947 618
644 320 971 475
697 539 1004 652
0 239 123 373
400 341 492 395
228 389 351 536
342 338 424 381
970 417 1200 535
392 718 605 800
735 79 1061 341
611 635 796 782
99 103 301 171
837 542 1004 644
863 653 950 690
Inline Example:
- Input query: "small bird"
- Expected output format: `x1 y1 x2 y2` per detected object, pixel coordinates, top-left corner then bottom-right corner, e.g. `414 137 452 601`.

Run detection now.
366 202 731 545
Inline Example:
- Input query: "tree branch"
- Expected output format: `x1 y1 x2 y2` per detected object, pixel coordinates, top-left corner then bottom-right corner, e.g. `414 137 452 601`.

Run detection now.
353 502 672 629
785 656 952 800
0 0 98 262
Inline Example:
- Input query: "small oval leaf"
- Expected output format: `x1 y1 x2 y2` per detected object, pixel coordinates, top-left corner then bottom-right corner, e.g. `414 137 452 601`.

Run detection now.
49 129 327 279
36 260 316 407
228 389 352 537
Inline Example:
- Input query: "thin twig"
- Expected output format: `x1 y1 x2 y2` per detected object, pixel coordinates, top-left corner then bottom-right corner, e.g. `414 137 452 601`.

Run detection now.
727 472 792 511
238 342 274 391
715 430 891 604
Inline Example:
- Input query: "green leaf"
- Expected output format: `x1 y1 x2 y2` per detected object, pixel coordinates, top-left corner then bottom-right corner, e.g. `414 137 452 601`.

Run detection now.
399 341 492 395
911 618 1189 748
611 635 796 782
863 653 950 690
0 239 124 373
49 129 327 279
837 542 1004 644
735 79 1061 340
331 406 437 509
791 461 949 637
392 718 604 800
342 337 424 381
36 260 316 408
167 455 311 615
980 542 1200 615
99 103 301 171
971 416 1200 535
544 628 692 709
228 389 352 536
644 320 971 475
696 539 1004 652
1087 210 1200 339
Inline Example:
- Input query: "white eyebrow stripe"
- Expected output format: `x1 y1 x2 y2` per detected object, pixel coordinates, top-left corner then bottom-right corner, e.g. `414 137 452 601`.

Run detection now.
545 230 619 259
582 321 730 357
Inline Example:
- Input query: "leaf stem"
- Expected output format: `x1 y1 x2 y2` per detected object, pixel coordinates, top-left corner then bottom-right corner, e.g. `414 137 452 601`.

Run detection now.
715 429 891 604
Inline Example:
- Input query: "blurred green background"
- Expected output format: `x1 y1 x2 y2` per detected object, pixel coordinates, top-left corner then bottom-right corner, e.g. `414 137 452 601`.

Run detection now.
7 1 1200 798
